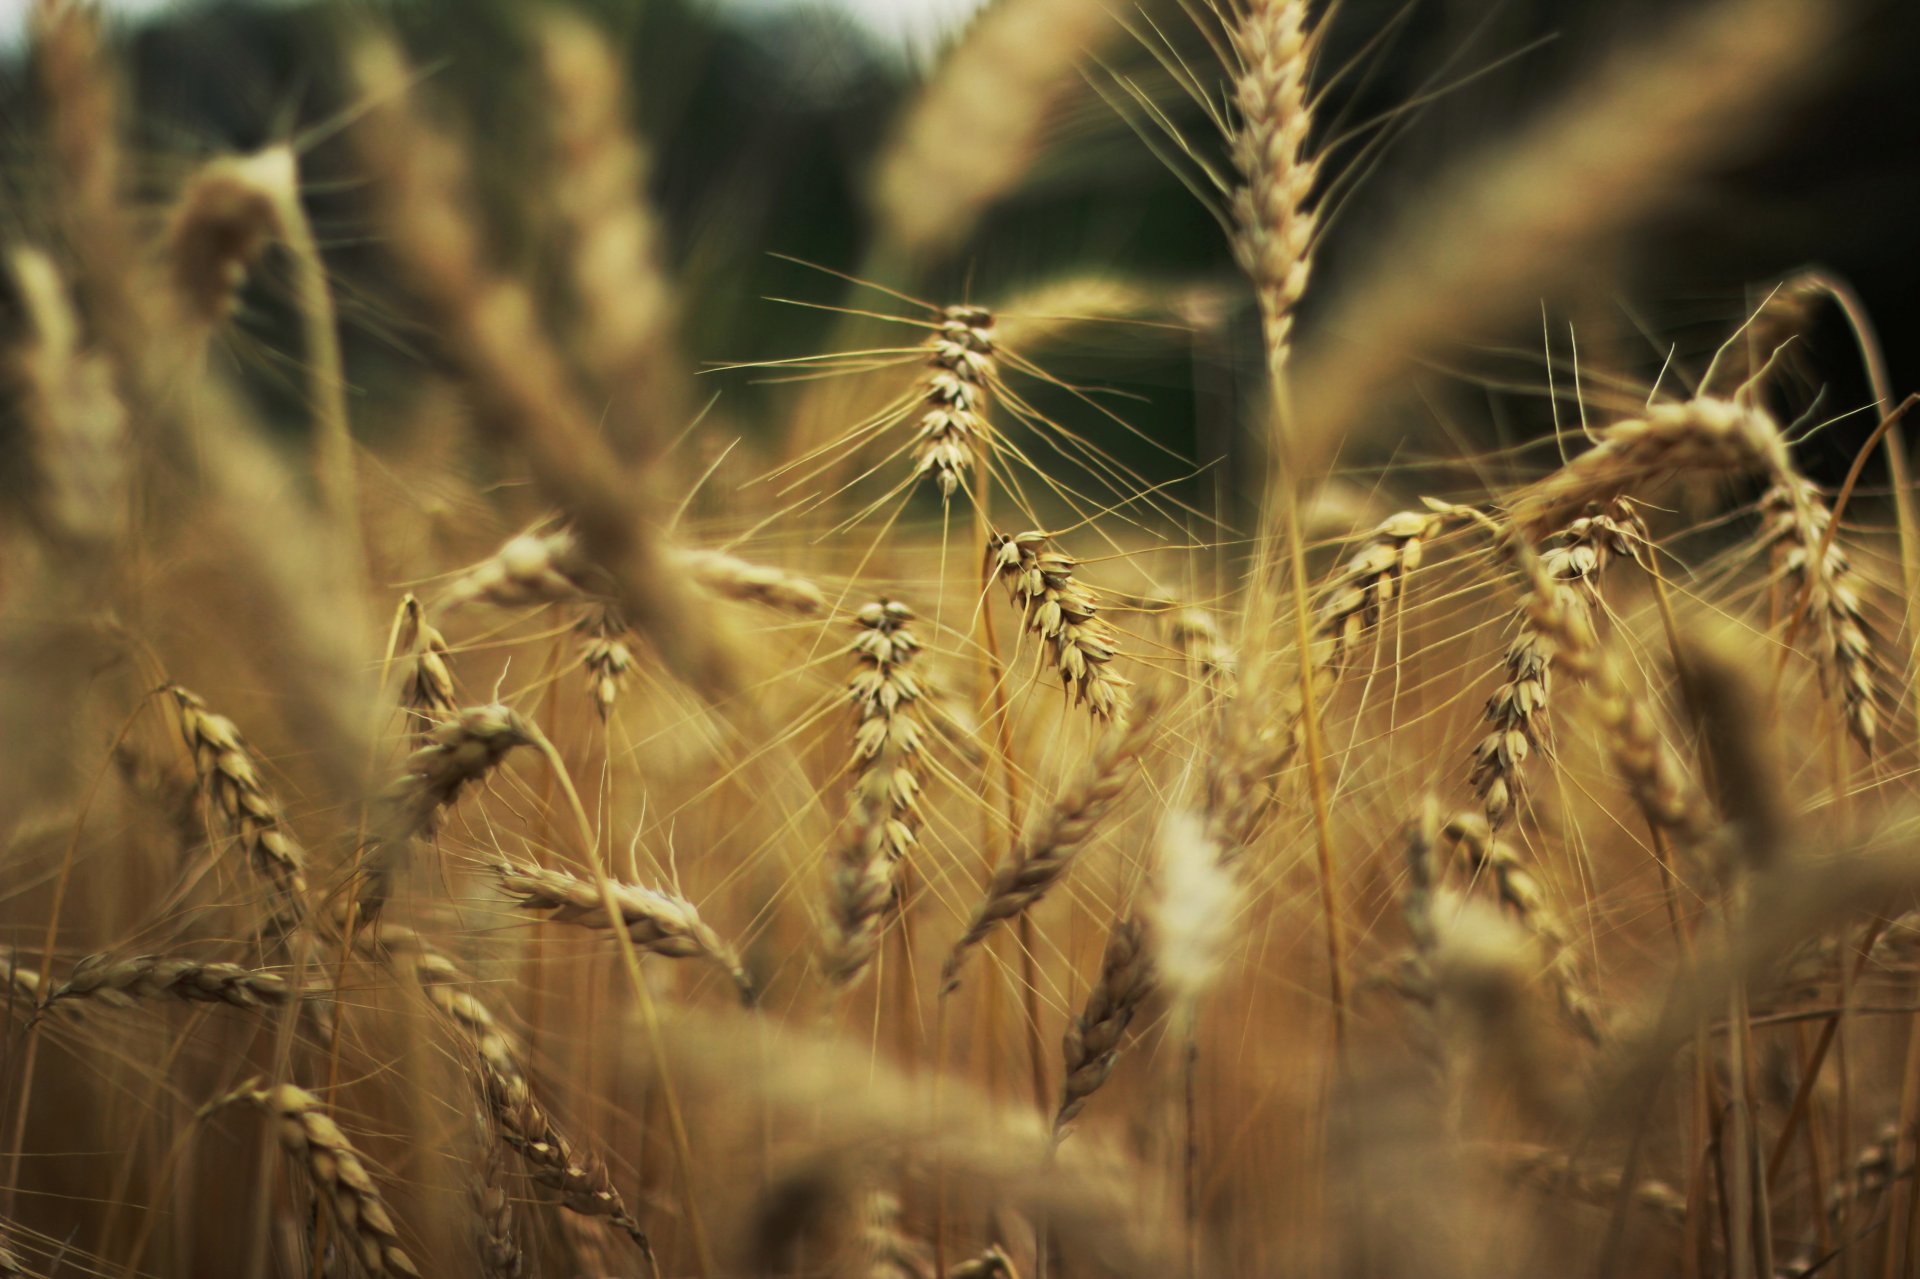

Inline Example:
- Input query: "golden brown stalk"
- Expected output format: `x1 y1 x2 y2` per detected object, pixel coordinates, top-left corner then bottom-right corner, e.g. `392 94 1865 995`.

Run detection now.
1759 474 1878 754
369 928 656 1259
539 10 689 462
1054 913 1155 1133
495 861 753 1002
576 606 635 721
161 148 289 330
214 1081 421 1277
40 953 290 1015
912 306 995 500
395 594 456 728
5 246 128 557
1441 813 1600 1042
357 704 535 919
871 0 1116 257
826 599 930 988
167 685 310 928
987 529 1130 718
351 38 729 699
1469 501 1646 829
1508 397 1789 540
941 696 1154 989
1289 0 1831 480
1227 0 1320 381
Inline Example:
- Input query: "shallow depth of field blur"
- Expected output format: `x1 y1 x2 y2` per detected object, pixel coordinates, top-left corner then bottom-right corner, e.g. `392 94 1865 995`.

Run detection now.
3 0 1920 1276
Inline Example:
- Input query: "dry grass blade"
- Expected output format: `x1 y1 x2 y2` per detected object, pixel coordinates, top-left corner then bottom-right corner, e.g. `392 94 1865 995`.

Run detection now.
942 695 1155 990
496 861 753 1002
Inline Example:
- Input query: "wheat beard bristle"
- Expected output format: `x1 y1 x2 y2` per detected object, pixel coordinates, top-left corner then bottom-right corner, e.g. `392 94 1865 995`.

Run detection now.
912 305 994 500
1468 501 1646 831
1760 474 1878 754
988 528 1131 718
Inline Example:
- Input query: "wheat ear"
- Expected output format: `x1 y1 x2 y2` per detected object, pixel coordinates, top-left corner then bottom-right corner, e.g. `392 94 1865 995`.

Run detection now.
357 704 534 919
871 0 1115 257
213 1081 421 1277
1054 912 1154 1133
161 148 289 330
539 9 689 462
675 546 827 615
394 594 456 729
1441 813 1600 1041
825 599 929 988
495 861 753 1003
1228 0 1321 380
942 694 1155 990
1508 397 1789 539
167 685 309 929
368 927 656 1258
1760 474 1878 753
1469 501 1646 829
577 606 636 721
987 528 1131 719
40 954 290 1015
912 305 995 500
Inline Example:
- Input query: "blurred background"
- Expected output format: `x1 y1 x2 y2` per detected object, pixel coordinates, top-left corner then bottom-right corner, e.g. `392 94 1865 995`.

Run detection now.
3 0 1915 498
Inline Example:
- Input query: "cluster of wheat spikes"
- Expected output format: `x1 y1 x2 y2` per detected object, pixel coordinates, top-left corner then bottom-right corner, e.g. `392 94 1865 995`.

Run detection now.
4 0 1918 1276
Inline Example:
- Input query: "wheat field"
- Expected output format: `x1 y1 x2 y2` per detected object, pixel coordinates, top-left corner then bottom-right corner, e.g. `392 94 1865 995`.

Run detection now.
0 0 1914 1276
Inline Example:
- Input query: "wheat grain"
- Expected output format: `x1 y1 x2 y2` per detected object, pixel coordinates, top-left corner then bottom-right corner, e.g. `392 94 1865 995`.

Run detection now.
41 953 290 1015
